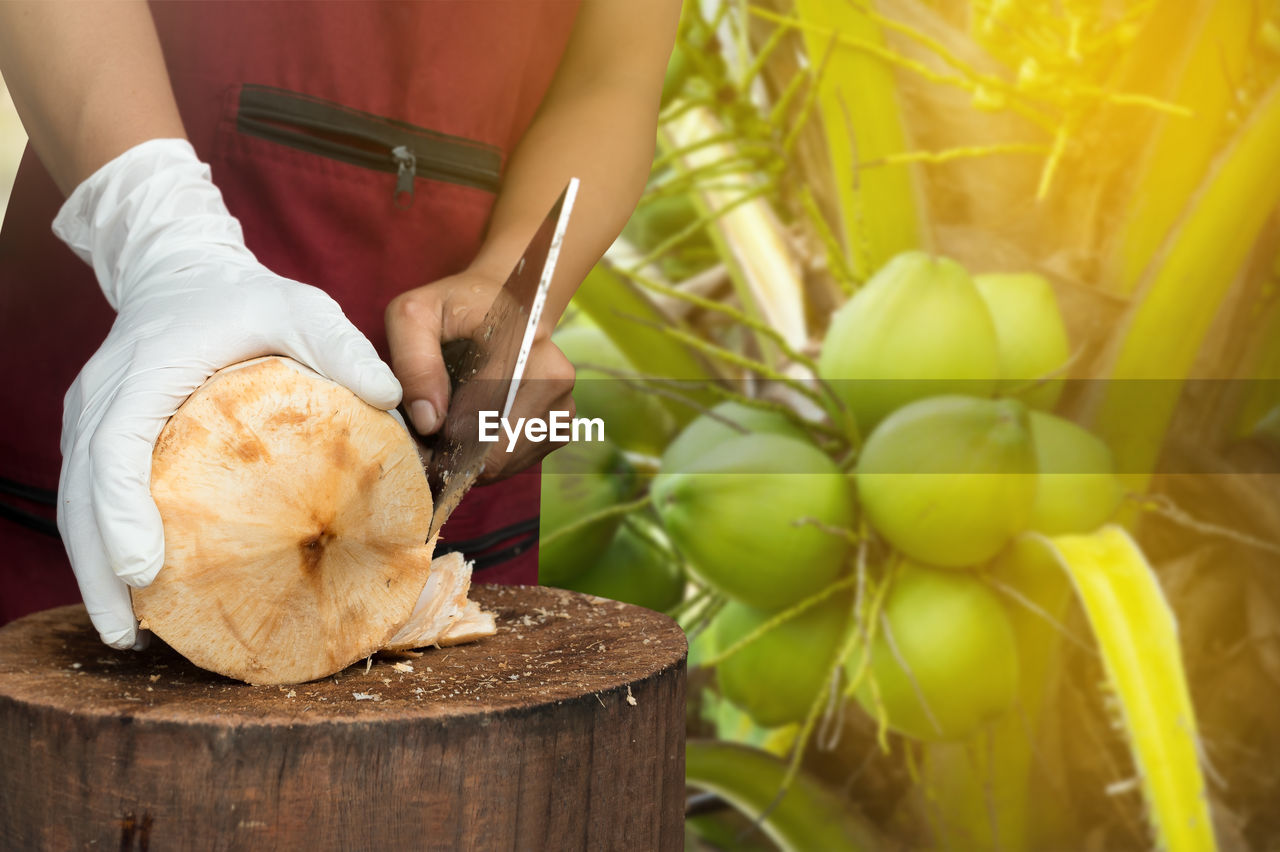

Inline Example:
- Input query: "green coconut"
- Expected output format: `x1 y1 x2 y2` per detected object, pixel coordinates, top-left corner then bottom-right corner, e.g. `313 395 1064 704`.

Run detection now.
851 561 1018 742
561 521 685 612
554 323 676 456
1029 411 1124 535
660 400 809 475
856 395 1037 567
538 440 636 587
653 433 855 610
974 272 1071 410
818 251 1002 431
714 591 851 728
621 192 716 281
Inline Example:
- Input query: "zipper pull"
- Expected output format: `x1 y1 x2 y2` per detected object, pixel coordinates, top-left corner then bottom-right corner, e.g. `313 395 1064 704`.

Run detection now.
392 145 416 209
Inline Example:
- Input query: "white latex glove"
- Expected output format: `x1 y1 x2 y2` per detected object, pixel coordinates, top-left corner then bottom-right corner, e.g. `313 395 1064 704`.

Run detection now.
53 139 403 650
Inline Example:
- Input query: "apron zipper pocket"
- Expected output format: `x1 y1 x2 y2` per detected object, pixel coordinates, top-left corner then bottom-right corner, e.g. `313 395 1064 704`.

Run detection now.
235 84 503 206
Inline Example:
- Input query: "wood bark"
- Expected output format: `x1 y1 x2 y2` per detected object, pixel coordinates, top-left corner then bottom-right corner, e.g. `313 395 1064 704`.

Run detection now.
0 585 687 851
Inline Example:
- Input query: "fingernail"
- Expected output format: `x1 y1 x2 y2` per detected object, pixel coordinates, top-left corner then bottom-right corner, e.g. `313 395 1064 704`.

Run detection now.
411 399 439 434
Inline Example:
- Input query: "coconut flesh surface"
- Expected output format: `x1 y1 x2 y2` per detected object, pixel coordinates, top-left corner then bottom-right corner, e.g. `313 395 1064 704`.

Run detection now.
133 356 490 685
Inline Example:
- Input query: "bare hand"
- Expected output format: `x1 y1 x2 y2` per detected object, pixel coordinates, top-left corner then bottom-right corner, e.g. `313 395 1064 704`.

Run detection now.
385 271 576 481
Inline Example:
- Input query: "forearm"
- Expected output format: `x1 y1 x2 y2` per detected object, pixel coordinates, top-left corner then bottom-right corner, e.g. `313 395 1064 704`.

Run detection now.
0 0 184 195
465 0 681 326
468 89 657 323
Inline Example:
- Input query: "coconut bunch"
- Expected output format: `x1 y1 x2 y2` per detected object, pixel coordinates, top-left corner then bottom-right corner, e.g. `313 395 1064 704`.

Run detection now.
133 356 495 686
638 249 1126 745
538 29 1129 741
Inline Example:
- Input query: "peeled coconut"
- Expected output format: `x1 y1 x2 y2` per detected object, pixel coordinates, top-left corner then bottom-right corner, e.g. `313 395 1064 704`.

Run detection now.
133 356 491 685
653 432 854 610
713 590 850 728
1029 411 1124 535
856 395 1037 567
850 560 1018 742
974 272 1071 410
659 400 809 474
818 251 1002 431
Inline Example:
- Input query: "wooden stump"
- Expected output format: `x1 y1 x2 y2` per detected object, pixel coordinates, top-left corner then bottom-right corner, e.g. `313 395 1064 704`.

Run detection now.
0 585 687 851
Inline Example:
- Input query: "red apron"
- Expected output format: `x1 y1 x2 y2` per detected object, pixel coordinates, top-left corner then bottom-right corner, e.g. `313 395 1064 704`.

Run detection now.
0 0 582 625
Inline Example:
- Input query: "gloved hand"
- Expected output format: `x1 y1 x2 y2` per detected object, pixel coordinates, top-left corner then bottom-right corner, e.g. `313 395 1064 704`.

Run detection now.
53 138 402 650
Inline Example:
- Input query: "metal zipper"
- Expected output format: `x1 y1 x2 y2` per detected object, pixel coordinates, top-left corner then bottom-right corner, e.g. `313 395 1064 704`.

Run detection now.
392 146 417 209
236 84 503 206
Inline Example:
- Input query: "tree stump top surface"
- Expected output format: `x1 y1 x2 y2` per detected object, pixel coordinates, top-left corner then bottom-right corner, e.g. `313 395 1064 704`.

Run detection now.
0 585 687 727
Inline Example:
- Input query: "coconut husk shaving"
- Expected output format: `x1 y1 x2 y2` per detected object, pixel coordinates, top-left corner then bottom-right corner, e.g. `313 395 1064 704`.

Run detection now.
385 551 497 651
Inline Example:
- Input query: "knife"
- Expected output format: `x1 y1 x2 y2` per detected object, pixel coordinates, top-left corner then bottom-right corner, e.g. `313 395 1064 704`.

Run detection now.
424 178 579 538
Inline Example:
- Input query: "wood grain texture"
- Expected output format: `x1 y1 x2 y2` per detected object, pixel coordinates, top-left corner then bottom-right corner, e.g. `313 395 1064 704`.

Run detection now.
0 585 687 851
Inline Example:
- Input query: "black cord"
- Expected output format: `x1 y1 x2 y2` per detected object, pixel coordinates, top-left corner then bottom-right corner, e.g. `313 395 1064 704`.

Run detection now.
435 515 540 556
0 476 57 506
470 529 540 572
0 499 60 538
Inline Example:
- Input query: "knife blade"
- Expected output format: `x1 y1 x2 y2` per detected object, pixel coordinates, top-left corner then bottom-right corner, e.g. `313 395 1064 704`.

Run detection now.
425 178 579 538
